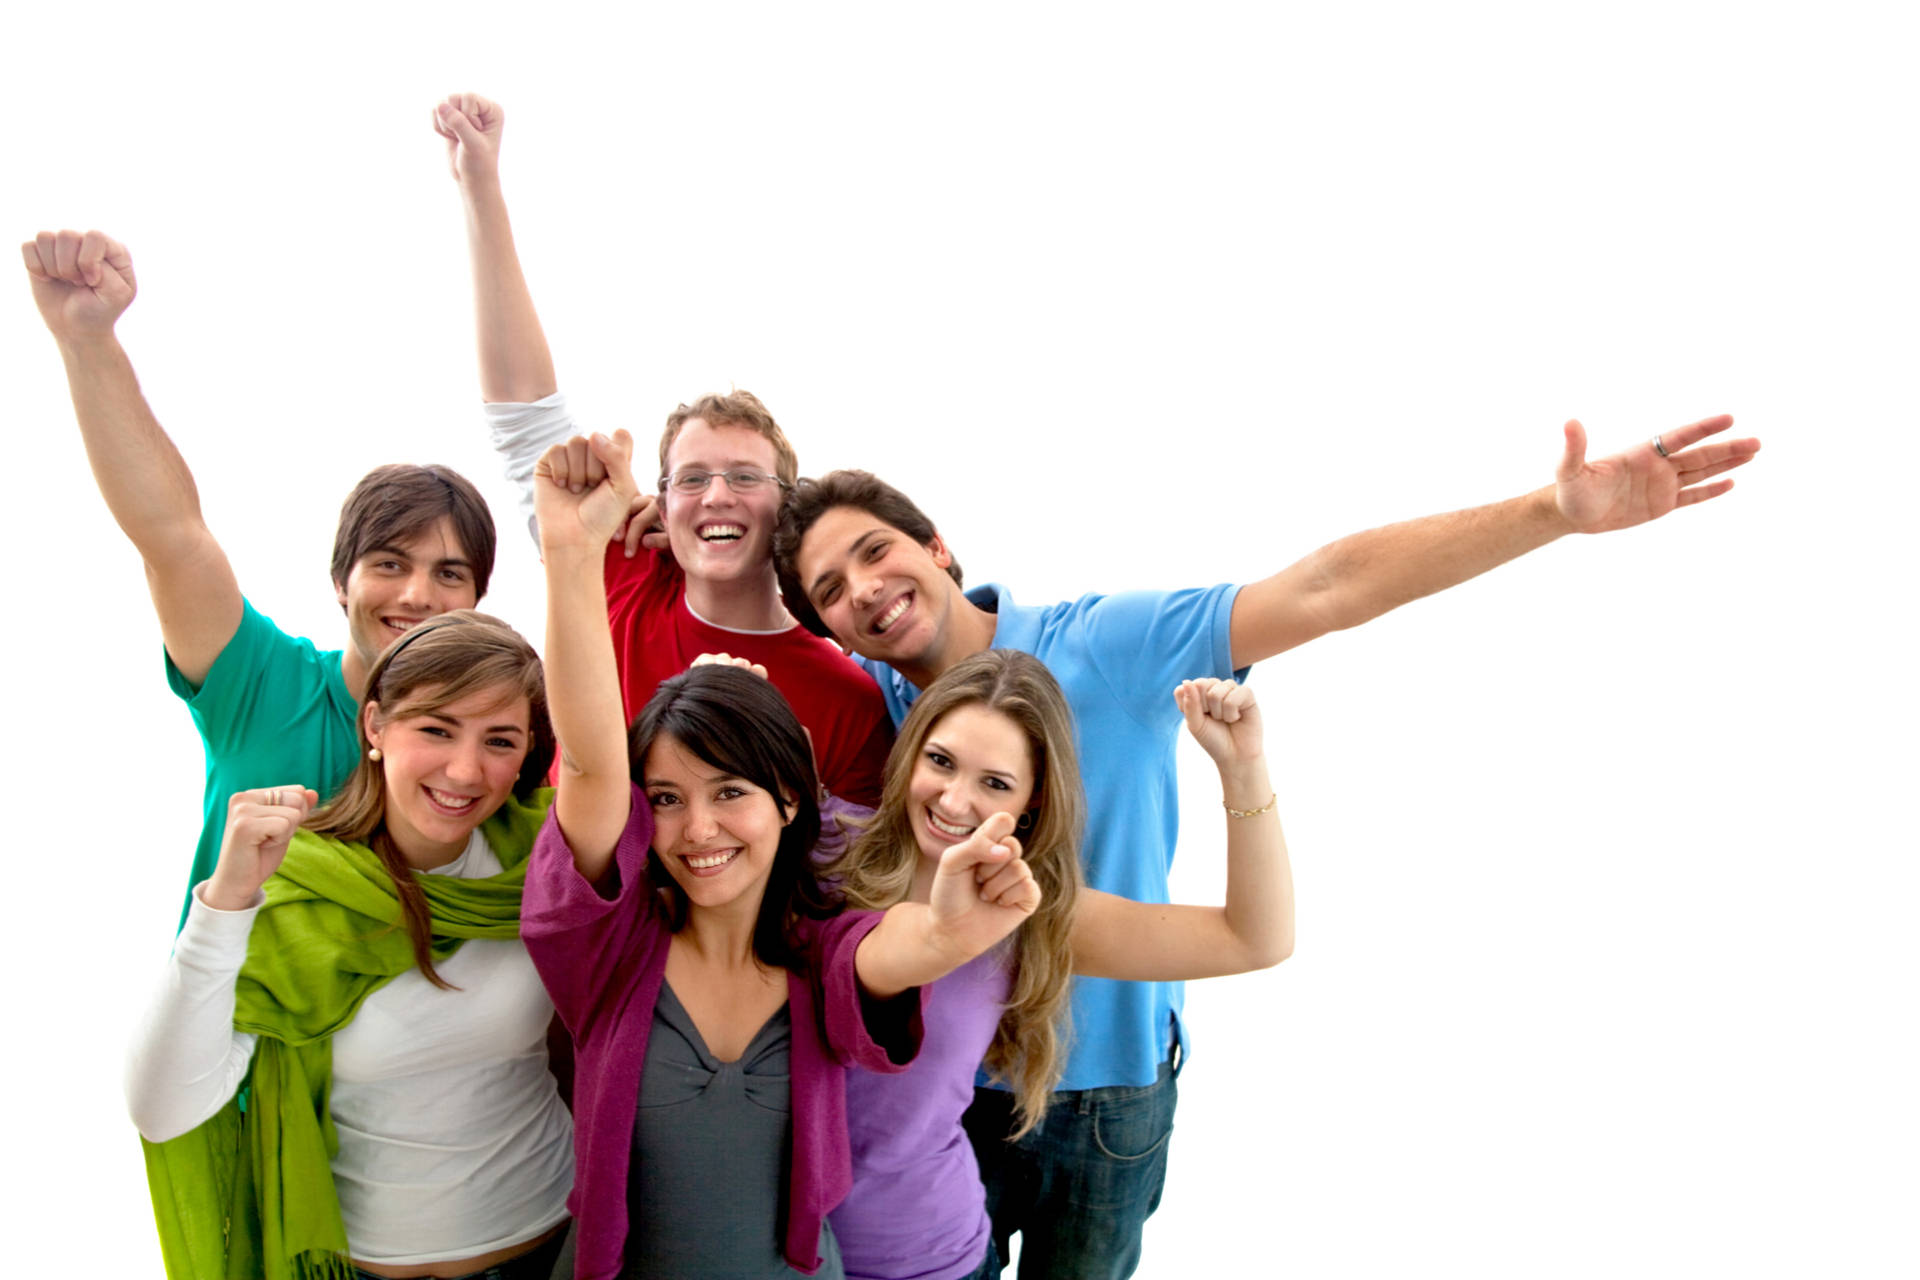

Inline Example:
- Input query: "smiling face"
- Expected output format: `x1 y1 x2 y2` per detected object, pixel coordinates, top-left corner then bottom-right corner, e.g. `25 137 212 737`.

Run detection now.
364 682 532 870
908 703 1038 863
660 418 787 587
336 515 480 678
644 732 793 918
794 504 964 672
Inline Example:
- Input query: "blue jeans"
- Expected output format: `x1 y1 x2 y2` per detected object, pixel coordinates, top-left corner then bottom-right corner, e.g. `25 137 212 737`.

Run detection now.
961 1058 1178 1280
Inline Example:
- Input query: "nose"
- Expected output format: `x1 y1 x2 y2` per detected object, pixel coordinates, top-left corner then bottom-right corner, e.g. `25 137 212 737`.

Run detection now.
940 779 969 817
681 798 719 843
397 566 435 610
699 475 738 507
850 563 885 608
444 739 485 786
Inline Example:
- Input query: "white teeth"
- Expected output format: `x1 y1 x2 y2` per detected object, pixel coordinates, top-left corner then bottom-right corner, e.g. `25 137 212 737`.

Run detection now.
686 849 740 870
427 788 477 810
874 596 911 633
927 810 974 837
700 525 745 541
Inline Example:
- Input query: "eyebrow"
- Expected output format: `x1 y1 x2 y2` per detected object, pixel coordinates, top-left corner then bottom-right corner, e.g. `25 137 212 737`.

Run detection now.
365 543 473 572
925 738 1019 782
423 712 526 735
808 528 886 599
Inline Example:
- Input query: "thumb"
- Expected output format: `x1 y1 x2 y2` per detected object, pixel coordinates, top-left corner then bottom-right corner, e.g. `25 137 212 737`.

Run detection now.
1557 420 1587 482
436 101 485 148
592 430 637 492
943 811 1018 875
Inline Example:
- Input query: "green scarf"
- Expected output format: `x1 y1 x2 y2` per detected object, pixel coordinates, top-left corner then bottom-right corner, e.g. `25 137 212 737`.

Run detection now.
141 791 552 1280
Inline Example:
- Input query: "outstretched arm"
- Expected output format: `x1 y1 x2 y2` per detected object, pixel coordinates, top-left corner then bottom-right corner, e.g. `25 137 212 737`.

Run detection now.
856 811 1041 998
435 93 556 404
24 230 243 687
538 431 643 881
1074 679 1294 980
1229 414 1762 668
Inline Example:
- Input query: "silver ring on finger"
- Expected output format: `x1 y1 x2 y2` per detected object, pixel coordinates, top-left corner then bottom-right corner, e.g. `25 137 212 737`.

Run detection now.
1652 434 1671 458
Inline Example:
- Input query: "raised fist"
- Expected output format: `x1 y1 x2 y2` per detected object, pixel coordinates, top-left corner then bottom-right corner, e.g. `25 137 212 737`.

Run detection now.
22 229 136 339
432 92 505 186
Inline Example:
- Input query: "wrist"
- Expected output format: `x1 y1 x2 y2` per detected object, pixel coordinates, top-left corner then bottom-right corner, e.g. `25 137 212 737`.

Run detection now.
201 872 262 913
1533 483 1577 537
54 328 124 359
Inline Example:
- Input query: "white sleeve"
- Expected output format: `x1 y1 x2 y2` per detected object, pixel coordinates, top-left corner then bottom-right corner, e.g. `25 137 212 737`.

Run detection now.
125 884 262 1143
482 392 582 549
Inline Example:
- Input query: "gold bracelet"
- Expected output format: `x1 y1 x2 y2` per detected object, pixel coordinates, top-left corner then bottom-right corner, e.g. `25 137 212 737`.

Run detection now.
1223 793 1277 819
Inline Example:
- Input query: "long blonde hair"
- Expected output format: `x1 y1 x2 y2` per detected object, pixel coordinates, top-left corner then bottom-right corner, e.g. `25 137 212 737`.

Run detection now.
306 610 554 987
827 650 1084 1137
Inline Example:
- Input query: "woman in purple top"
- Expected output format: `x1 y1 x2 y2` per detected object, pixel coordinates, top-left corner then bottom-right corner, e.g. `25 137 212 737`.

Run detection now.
522 430 1046 1278
827 650 1297 1280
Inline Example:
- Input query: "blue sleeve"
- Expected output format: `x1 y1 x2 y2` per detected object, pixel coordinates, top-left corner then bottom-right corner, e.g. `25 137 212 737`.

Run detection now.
1070 584 1242 726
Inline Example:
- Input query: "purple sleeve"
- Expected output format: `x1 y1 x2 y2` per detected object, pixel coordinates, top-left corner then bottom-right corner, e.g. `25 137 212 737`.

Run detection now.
814 910 924 1073
520 783 658 1033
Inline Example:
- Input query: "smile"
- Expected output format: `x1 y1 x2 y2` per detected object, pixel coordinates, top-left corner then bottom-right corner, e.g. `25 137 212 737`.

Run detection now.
384 616 426 633
873 594 912 634
682 848 741 875
699 524 745 542
424 786 480 815
925 809 975 838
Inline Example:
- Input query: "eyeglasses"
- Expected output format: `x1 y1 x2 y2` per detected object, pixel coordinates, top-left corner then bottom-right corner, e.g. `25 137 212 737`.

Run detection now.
659 468 792 496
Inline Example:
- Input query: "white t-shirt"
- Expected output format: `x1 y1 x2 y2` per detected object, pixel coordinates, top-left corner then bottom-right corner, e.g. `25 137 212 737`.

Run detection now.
125 830 573 1265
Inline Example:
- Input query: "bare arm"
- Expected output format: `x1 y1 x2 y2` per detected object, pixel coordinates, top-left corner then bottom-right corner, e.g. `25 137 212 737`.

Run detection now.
24 231 243 686
538 431 642 881
434 93 557 404
1229 414 1762 668
856 812 1040 998
1074 679 1294 980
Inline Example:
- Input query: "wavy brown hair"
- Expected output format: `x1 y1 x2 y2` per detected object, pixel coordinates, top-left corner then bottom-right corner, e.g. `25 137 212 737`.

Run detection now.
306 610 554 988
825 650 1083 1137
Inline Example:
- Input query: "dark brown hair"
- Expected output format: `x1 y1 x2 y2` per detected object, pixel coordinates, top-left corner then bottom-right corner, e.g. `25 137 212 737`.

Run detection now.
773 469 965 637
659 390 798 488
628 665 836 971
306 610 553 987
329 464 497 600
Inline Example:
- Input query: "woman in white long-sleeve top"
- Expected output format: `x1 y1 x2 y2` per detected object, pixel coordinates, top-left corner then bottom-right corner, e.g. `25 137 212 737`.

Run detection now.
126 612 574 1280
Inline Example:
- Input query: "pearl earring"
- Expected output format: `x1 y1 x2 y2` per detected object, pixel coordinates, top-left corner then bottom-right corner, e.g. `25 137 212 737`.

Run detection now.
368 747 383 762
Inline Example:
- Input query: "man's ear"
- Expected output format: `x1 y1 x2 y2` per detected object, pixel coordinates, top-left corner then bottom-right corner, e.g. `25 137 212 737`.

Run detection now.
926 533 952 569
335 577 351 613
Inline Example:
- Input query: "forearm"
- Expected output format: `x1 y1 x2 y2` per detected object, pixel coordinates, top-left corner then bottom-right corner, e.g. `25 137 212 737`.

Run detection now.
125 886 259 1142
1233 488 1571 665
461 174 557 404
57 334 211 563
543 544 631 874
1217 757 1293 969
854 902 970 1000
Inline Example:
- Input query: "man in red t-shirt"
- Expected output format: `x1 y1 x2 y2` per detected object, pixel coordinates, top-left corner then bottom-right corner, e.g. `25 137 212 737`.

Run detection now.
441 93 892 804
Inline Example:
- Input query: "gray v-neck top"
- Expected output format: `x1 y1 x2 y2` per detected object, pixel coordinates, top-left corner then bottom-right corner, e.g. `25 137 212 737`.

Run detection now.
624 981 844 1279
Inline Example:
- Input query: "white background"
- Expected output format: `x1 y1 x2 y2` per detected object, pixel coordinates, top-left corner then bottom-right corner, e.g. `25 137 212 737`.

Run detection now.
4 2 1913 1275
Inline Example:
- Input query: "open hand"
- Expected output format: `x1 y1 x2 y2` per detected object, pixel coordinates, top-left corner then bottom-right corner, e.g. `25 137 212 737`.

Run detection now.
928 811 1040 960
22 230 136 339
432 92 504 186
205 786 318 911
1555 414 1761 534
535 430 639 552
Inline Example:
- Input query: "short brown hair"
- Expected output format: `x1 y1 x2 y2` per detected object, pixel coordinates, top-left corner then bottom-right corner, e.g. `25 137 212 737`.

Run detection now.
659 391 798 488
773 469 964 637
330 464 497 600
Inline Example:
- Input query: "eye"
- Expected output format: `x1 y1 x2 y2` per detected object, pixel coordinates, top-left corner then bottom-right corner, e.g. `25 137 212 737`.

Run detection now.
924 750 953 770
716 785 748 801
864 540 888 561
648 791 682 809
815 581 841 607
418 725 451 738
486 735 520 750
983 776 1012 792
373 558 404 573
438 567 471 583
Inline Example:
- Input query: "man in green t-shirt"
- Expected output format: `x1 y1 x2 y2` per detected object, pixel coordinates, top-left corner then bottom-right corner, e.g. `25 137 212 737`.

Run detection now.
25 229 500 925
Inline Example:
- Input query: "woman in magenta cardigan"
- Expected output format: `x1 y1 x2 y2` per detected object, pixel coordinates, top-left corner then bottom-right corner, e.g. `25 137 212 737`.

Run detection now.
523 429 1041 1278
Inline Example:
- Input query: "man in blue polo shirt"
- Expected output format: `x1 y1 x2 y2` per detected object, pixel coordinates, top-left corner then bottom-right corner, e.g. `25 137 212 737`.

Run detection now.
26 228 499 926
774 414 1760 1278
